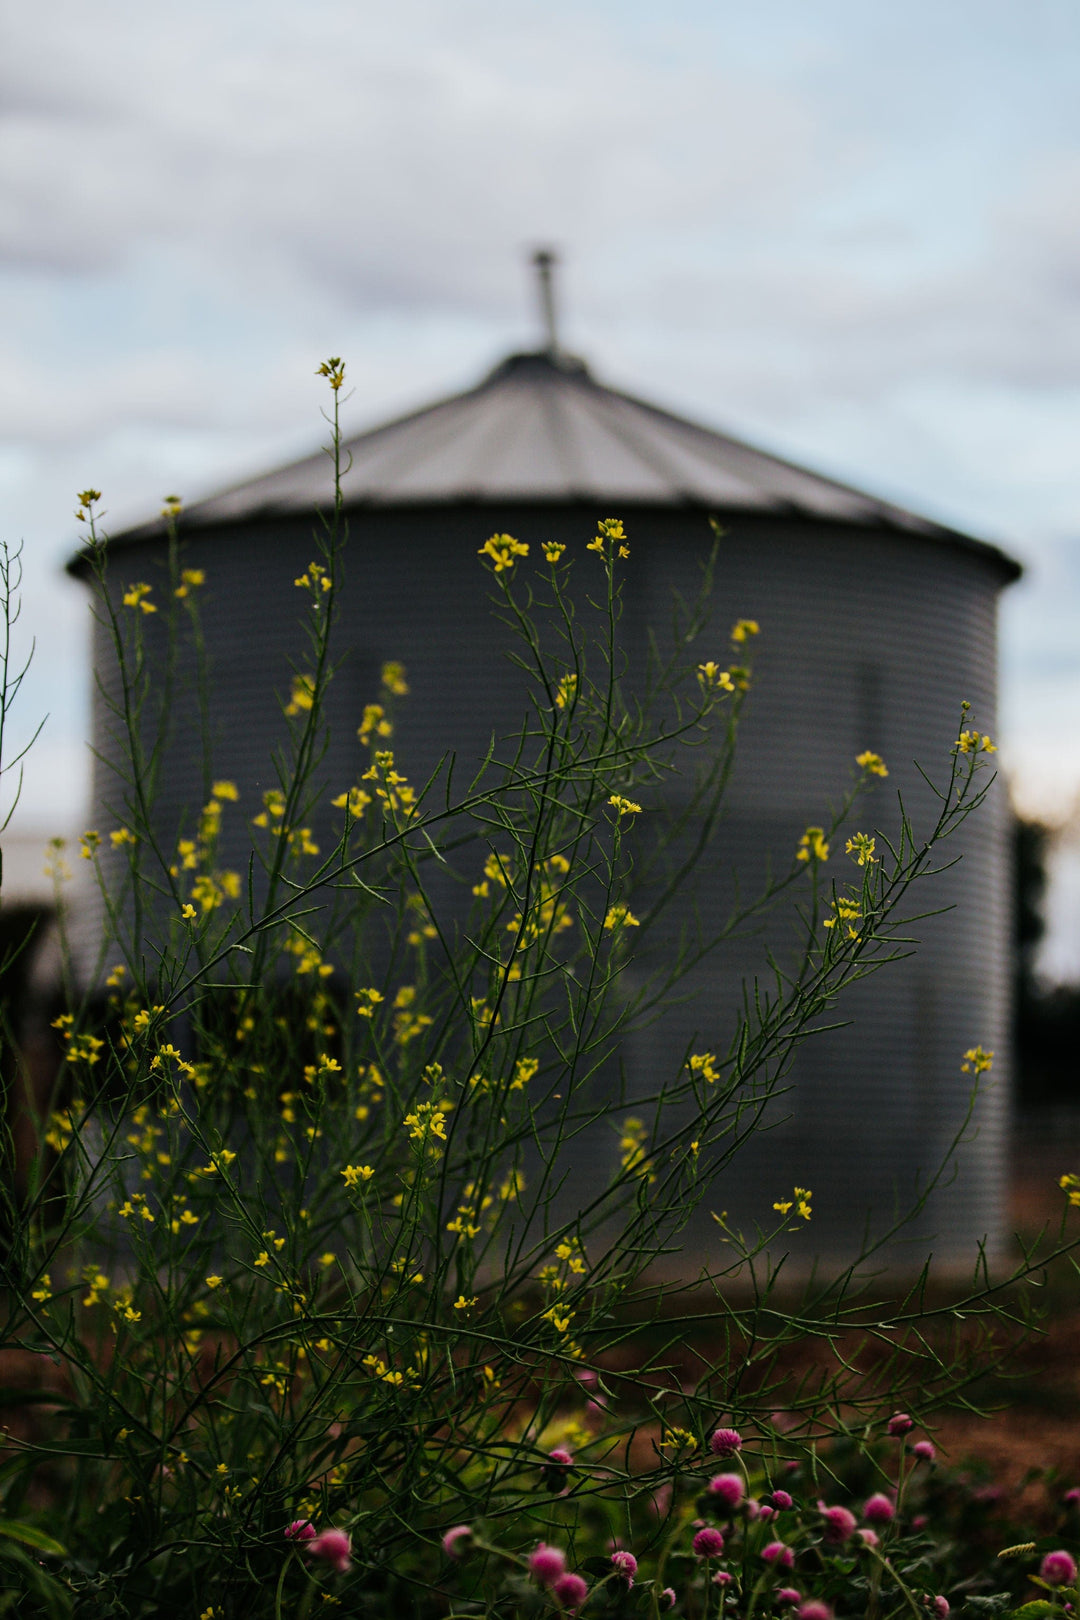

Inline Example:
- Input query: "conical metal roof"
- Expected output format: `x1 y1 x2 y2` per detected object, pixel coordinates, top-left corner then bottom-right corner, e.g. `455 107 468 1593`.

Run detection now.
85 347 1020 577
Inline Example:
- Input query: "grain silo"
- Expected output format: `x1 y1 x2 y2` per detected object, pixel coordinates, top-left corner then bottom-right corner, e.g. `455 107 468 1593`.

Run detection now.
69 264 1019 1266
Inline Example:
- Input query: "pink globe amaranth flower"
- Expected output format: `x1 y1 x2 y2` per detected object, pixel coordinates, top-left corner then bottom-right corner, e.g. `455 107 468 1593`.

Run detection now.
529 1544 567 1586
442 1524 472 1557
553 1572 588 1612
712 1570 732 1587
305 1529 351 1573
858 1528 880 1550
911 1515 928 1531
887 1412 914 1437
772 1490 794 1511
548 1447 574 1466
817 1502 856 1543
745 1499 761 1521
611 1550 637 1579
930 1599 950 1618
797 1605 833 1620
777 1590 802 1606
285 1519 316 1542
660 1588 676 1609
692 1527 725 1559
864 1493 895 1524
1065 1488 1080 1506
761 1541 795 1569
759 1505 777 1523
710 1427 742 1457
1041 1550 1078 1587
708 1473 745 1509
913 1441 936 1463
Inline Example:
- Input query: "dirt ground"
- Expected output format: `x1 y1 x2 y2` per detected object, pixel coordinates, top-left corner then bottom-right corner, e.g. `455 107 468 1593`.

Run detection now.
928 1127 1080 1495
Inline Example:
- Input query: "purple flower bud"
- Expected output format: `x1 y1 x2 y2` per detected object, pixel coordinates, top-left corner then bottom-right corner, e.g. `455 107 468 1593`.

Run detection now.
913 1441 936 1463
442 1524 472 1557
692 1527 725 1559
776 1590 802 1606
1041 1551 1078 1587
548 1447 573 1466
553 1572 588 1612
660 1588 676 1609
771 1489 794 1510
529 1544 567 1586
818 1502 856 1543
305 1529 351 1573
797 1605 833 1620
759 1505 777 1522
762 1541 795 1569
707 1473 745 1509
887 1412 914 1437
712 1571 733 1587
709 1427 743 1457
864 1493 895 1524
930 1599 950 1618
611 1550 637 1579
858 1528 880 1549
285 1519 316 1542
1066 1488 1080 1506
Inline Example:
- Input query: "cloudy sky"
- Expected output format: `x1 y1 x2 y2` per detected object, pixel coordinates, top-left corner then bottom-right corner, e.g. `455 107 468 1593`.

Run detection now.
4 0 1080 956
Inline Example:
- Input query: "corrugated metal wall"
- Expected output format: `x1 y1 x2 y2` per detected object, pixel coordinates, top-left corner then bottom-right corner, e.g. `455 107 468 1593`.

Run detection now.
82 503 1010 1265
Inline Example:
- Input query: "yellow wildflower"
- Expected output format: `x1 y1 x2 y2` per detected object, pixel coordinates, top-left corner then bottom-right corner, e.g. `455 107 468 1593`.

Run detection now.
955 729 996 756
341 1164 375 1187
453 1295 478 1311
697 662 735 693
294 560 331 593
856 751 888 777
181 903 197 921
845 832 876 866
543 540 566 563
555 672 578 710
609 794 642 816
618 1116 655 1182
961 1046 993 1075
796 827 829 864
30 1274 52 1304
358 702 392 744
79 830 101 860
332 786 372 818
824 896 862 938
478 533 529 572
317 357 345 389
381 661 409 696
587 517 628 557
122 582 156 614
510 1057 539 1090
730 618 759 644
403 1101 449 1144
354 986 384 1017
604 903 640 930
110 827 138 847
285 674 316 716
318 1253 336 1268
174 568 205 599
688 1052 719 1084
205 1275 223 1289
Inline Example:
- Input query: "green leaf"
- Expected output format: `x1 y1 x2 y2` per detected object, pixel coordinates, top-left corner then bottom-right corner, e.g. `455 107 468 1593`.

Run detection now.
1008 1604 1056 1619
0 1519 66 1557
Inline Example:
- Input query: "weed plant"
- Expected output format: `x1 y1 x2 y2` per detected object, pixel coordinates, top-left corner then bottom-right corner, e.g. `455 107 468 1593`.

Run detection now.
2 362 1078 1618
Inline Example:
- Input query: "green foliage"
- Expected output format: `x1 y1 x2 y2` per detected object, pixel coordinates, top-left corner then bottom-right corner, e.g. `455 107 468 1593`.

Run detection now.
0 364 1077 1616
